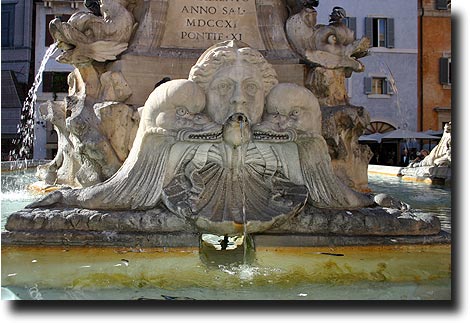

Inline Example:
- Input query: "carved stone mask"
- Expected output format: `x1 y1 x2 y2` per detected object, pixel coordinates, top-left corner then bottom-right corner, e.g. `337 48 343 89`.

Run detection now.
206 59 265 125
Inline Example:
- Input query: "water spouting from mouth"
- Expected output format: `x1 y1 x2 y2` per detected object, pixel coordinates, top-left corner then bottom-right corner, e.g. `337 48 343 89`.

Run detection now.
239 119 248 264
10 43 59 161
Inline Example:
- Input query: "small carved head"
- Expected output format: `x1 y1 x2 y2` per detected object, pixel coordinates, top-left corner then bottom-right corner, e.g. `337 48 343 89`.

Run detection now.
143 79 207 131
265 83 322 135
329 6 347 23
189 41 278 125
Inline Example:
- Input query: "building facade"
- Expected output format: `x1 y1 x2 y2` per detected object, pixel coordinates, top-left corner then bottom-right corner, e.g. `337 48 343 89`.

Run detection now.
418 0 451 131
316 0 419 135
1 0 34 160
31 0 80 159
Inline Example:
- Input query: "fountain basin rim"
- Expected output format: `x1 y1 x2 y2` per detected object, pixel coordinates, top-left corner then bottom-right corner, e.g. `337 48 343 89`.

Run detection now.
1 230 450 248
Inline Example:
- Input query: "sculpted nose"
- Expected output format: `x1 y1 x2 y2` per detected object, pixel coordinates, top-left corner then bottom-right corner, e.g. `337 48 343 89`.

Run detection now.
230 84 247 107
277 114 288 125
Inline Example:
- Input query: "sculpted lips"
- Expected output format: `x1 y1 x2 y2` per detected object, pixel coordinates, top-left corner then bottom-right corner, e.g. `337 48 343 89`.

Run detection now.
187 129 223 141
252 130 291 141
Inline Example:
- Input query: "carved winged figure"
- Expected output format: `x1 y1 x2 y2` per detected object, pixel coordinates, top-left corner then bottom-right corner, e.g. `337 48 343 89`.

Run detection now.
28 80 213 210
258 83 373 208
49 0 136 64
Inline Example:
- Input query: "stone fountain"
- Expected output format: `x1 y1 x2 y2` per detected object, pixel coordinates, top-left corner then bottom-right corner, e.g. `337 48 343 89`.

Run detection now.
2 0 447 248
399 122 451 185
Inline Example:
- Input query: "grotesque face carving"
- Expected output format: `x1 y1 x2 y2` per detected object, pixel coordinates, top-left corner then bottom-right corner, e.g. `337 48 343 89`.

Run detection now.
143 79 208 132
265 83 322 135
206 60 265 125
189 41 278 126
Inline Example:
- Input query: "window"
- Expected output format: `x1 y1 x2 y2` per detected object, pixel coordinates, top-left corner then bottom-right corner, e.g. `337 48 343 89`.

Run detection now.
436 0 451 10
439 57 451 85
364 121 395 135
365 17 394 48
1 4 15 47
364 77 393 95
45 14 72 46
42 72 70 93
342 17 357 38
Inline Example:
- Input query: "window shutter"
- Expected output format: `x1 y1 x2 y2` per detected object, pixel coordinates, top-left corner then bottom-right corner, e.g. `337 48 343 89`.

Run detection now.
365 17 373 47
364 77 372 94
439 57 449 84
436 0 448 10
385 79 394 94
348 17 357 39
386 18 395 48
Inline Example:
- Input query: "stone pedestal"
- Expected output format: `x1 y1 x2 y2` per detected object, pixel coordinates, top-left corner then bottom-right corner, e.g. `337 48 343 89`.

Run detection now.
114 0 306 106
109 53 305 106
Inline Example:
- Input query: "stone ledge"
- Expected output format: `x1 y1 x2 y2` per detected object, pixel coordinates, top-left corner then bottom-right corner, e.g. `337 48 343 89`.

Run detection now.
1 230 450 248
253 231 451 247
1 230 200 248
5 205 441 237
2 204 444 247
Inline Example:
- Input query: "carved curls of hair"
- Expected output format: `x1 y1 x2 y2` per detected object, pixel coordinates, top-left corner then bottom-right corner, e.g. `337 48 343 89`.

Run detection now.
189 42 278 96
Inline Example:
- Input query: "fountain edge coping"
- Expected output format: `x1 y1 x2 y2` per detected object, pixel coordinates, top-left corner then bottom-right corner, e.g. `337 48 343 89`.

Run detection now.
1 230 450 248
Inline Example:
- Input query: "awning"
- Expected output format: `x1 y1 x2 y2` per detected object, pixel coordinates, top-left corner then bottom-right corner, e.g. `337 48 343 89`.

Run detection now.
359 129 441 144
423 129 444 137
380 129 441 141
358 133 384 143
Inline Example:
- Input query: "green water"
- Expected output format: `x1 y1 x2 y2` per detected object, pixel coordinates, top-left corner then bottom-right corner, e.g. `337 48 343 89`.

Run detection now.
1 170 452 300
1 245 451 300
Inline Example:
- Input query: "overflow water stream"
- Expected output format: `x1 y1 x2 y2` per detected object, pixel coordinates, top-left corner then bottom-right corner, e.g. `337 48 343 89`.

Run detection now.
10 43 58 160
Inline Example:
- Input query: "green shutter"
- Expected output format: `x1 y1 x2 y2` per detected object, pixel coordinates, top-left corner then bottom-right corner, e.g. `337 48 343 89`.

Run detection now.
364 77 372 94
439 57 450 84
385 79 394 94
436 0 448 10
386 18 395 48
365 17 373 47
348 17 357 39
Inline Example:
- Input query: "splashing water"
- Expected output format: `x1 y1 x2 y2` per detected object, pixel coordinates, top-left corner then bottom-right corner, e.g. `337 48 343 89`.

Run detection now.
10 43 58 160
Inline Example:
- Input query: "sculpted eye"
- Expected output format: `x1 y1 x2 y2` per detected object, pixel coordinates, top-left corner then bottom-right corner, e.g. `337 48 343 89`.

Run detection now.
290 109 300 118
216 81 233 95
244 82 258 95
176 107 188 116
327 34 337 44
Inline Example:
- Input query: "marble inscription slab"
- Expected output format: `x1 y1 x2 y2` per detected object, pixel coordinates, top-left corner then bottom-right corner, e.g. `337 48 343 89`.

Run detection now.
160 0 265 49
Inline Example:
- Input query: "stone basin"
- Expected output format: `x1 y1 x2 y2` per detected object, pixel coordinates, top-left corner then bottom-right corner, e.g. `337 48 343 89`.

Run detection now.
1 244 451 300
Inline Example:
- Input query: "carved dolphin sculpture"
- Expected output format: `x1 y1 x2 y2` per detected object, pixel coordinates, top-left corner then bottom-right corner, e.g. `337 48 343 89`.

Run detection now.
263 83 373 208
48 0 136 64
286 6 369 73
28 80 211 210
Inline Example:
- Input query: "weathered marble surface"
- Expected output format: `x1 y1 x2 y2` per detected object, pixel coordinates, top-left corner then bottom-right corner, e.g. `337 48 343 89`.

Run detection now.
9 2 447 247
4 203 440 239
400 122 451 185
28 41 377 236
321 105 372 192
409 122 451 168
286 5 369 106
49 0 136 64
